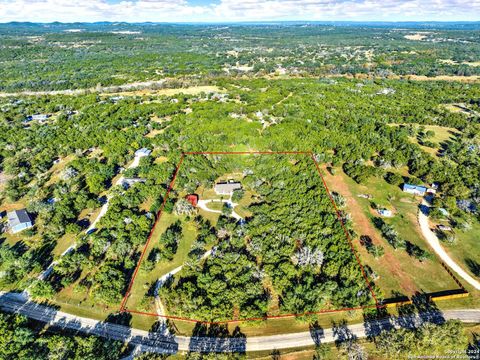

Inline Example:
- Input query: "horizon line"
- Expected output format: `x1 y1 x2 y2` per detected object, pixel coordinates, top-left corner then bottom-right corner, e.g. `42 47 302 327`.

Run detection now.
2 20 480 25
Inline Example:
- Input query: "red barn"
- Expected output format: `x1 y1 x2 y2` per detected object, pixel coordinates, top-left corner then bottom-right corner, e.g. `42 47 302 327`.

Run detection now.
185 194 198 207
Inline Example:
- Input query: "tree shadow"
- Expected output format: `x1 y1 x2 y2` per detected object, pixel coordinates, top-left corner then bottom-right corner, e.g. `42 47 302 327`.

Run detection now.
411 291 444 325
270 349 281 359
309 321 325 346
466 259 480 277
187 323 246 354
332 320 356 348
467 333 479 360
362 307 393 340
105 311 132 326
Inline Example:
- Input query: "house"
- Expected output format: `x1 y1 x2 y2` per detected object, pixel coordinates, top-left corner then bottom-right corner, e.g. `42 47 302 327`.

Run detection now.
135 148 151 157
214 181 242 195
403 184 427 196
7 209 33 234
121 178 146 189
437 224 452 232
185 194 199 207
378 209 393 217
29 114 50 122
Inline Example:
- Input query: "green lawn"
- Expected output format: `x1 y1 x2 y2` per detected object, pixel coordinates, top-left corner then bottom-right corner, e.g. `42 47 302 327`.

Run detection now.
388 123 460 158
52 233 77 257
332 170 461 299
124 213 198 313
444 219 480 283
205 201 224 211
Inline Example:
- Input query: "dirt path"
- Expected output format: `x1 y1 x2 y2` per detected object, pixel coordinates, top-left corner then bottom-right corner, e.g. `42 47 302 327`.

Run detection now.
321 167 418 295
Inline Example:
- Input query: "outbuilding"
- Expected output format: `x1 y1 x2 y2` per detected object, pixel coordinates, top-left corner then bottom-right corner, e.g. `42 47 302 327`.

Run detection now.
378 209 393 217
185 194 199 207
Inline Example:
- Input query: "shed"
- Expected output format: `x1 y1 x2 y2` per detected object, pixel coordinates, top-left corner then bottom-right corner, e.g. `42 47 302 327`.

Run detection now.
185 194 199 207
378 209 393 217
438 224 452 232
7 209 33 234
121 177 146 189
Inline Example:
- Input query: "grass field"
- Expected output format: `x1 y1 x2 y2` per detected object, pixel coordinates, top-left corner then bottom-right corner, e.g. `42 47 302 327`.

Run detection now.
388 123 460 158
443 219 480 282
322 168 461 301
123 212 198 314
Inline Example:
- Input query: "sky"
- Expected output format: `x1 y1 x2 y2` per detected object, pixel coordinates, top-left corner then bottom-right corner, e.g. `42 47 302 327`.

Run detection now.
1 0 480 23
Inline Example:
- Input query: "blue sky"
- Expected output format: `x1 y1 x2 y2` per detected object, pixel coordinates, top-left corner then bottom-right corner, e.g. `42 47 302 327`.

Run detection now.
1 0 479 23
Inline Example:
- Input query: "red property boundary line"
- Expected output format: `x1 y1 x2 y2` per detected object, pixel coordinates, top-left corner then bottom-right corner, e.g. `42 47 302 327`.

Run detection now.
120 150 382 323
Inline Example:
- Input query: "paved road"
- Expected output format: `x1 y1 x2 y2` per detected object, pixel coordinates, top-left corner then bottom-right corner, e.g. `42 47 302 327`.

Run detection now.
1 292 479 355
418 201 480 291
0 80 167 98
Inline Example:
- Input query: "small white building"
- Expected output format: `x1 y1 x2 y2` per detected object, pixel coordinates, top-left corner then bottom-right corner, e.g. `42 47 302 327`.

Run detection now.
437 224 452 232
30 114 50 121
121 178 146 189
403 184 427 196
378 209 393 217
135 148 151 157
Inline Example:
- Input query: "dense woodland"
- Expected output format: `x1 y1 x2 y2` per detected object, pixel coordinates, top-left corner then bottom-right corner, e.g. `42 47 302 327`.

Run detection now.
0 312 124 359
0 75 479 310
0 22 479 357
1 23 480 92
154 155 373 321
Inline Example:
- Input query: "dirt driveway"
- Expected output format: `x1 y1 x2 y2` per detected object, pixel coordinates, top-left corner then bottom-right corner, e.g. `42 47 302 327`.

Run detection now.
321 167 418 296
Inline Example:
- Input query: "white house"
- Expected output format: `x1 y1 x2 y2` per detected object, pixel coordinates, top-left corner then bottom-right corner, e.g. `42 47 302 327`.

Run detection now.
121 178 146 189
7 209 33 234
214 181 242 195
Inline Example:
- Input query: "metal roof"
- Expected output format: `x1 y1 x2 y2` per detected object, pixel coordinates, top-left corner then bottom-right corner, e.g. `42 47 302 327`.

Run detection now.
214 182 242 194
403 184 427 192
7 209 32 227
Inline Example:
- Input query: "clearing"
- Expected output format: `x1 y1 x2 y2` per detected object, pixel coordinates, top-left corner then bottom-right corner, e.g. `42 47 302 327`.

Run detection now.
321 167 462 301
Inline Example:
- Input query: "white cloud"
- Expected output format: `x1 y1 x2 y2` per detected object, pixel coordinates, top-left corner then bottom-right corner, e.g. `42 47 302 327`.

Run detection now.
0 0 479 22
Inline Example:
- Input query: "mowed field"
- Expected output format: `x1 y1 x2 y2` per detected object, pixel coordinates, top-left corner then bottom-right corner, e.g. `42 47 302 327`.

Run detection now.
123 212 199 315
388 123 460 158
321 167 462 301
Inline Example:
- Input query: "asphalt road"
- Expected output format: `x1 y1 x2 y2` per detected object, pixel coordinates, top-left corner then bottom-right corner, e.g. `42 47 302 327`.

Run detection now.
1 292 479 355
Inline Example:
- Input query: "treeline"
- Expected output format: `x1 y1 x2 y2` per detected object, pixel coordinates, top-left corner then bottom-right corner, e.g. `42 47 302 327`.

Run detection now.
0 312 124 360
